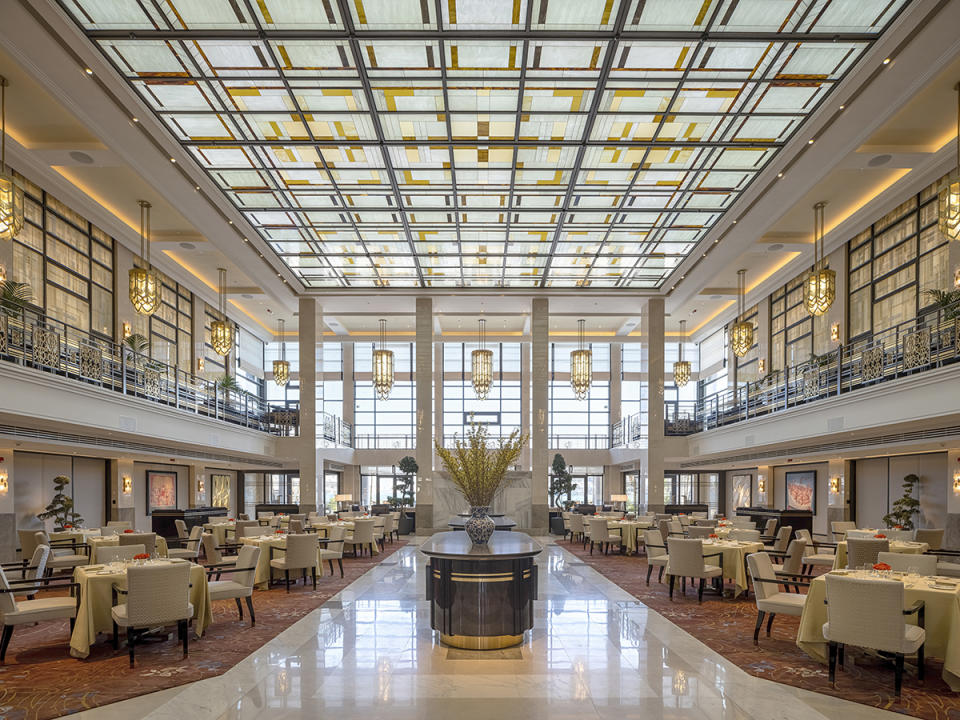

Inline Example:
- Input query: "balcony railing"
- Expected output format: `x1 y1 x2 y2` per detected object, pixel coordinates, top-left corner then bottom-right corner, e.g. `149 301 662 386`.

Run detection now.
0 308 351 443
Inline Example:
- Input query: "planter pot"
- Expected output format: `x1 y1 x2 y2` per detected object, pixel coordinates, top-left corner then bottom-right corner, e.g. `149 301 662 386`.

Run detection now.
398 515 415 535
464 506 495 545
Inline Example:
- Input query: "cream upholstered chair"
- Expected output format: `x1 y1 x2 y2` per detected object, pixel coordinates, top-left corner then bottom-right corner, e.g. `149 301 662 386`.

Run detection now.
587 517 621 555
643 529 668 585
234 520 259 538
846 538 888 569
17 530 41 560
877 551 937 575
732 517 755 529
687 526 713 539
288 519 305 534
96 544 146 564
201 533 236 569
823 573 925 699
658 519 683 544
793 529 835 574
289 513 306 525
768 539 807 588
561 512 572 541
174 519 189 541
107 521 132 530
0 545 50 599
208 545 261 626
167 526 203 561
372 516 386 550
567 513 584 543
761 519 778 539
666 538 723 602
111 562 192 667
0 563 79 663
269 534 319 592
693 518 718 528
763 526 792 553
34 531 88 573
729 529 761 542
345 519 377 557
318 525 346 577
382 514 396 544
746 552 808 645
831 521 856 541
258 511 274 522
241 525 264 538
389 511 402 541
677 515 691 528
118 532 157 557
915 528 944 550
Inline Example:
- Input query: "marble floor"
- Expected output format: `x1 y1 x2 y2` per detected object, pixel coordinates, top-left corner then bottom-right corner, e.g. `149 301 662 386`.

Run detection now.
64 537 904 720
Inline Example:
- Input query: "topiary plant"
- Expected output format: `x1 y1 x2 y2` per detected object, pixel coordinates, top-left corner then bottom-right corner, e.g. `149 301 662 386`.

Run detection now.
550 453 577 509
882 473 921 530
37 475 83 530
388 455 417 516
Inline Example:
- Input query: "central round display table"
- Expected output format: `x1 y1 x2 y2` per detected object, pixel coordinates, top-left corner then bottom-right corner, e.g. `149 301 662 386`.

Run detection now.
419 531 542 650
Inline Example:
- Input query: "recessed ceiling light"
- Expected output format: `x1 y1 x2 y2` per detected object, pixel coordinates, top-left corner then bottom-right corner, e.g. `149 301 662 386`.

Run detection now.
883 57 891 65
169 157 176 163
838 105 845 110
132 117 139 122
777 172 783 178
84 68 93 75
228 220 233 225
807 139 814 145
732 220 737 224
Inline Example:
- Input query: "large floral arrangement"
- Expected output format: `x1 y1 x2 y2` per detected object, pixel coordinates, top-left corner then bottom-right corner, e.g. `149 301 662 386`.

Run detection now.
435 424 527 507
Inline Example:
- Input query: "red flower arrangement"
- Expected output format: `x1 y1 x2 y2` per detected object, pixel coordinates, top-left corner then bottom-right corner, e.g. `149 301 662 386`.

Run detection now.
228 517 235 522
873 562 891 571
894 525 903 529
275 529 285 534
709 533 718 539
123 529 134 533
63 524 73 529
874 533 887 539
133 553 150 560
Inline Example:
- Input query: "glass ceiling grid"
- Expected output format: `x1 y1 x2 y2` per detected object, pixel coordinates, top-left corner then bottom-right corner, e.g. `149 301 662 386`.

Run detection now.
60 0 908 289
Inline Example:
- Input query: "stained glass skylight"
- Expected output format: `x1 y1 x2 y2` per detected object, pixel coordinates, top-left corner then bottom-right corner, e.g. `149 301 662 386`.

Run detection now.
60 0 908 288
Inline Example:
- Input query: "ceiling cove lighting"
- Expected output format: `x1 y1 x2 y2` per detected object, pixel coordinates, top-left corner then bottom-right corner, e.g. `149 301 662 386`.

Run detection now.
471 318 493 400
0 77 24 241
128 200 162 316
570 319 592 401
731 269 754 358
273 318 290 387
803 201 836 316
210 268 234 356
940 83 960 242
372 319 394 400
673 319 691 388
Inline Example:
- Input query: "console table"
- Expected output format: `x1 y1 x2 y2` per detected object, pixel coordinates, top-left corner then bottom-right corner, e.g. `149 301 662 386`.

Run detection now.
735 507 813 536
151 507 227 539
420 531 542 650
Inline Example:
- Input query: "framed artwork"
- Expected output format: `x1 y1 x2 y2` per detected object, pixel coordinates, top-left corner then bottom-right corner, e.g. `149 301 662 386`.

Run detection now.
731 474 752 509
211 473 231 508
147 471 177 513
785 471 816 512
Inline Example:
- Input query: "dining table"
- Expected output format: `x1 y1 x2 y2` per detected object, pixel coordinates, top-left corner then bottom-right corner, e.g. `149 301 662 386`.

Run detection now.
69 559 212 659
313 520 380 557
664 539 763 596
797 570 960 690
832 539 929 569
239 533 339 589
606 520 653 553
203 521 236 545
84 534 169 563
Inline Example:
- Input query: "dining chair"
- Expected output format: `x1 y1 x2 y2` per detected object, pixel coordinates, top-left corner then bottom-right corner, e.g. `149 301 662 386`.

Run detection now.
729 529 761 542
107 521 132 530
17 530 41 560
389 511 402 541
914 528 944 550
234 520 259 538
207 545 261 626
0 545 50 599
763 526 792 553
823 573 925 699
686 526 713 539
201 533 237 570
318 525 346 577
745 552 808 645
846 538 889 569
111 562 193 667
831 521 856 541
288 519 305 534
97 544 147 564
241 525 265 538
794 529 836 573
658 519 683 545
732 517 755 529
761 519 778 539
768 539 808 589
289 514 306 525
372 516 386 550
666 538 723 603
238 514 250 521
0 564 79 663
34 531 88 573
382 514 396 544
677 515 692 527
258 511 274 522
174 520 189 541
167 526 203 561
118 532 157 557
269 534 319 592
655 513 672 522
567 513 583 543
345 519 377 557
877 551 937 575
643 530 668 585
693 519 718 528
690 512 708 519
587 517 621 555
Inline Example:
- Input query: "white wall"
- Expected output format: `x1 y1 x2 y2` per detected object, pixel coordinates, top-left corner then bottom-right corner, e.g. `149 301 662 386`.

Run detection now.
855 453 947 529
13 452 106 531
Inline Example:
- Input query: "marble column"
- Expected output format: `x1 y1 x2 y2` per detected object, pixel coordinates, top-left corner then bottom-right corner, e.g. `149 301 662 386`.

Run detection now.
520 341 531 469
342 341 355 429
415 297 434 532
111 458 135 525
297 298 321 514
606 344 623 502
0 450 14 562
530 298 549 533
642 298 664 513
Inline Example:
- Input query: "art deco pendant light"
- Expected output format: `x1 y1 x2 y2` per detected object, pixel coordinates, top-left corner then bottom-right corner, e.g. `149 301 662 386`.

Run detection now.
372 318 394 400
210 268 234 356
731 269 754 358
471 318 493 400
673 319 691 388
939 83 960 241
0 76 23 241
273 318 290 387
570 319 592 400
128 200 163 316
803 201 835 316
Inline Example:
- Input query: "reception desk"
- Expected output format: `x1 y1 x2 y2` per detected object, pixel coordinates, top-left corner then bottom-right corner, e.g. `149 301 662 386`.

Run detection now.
421 531 542 650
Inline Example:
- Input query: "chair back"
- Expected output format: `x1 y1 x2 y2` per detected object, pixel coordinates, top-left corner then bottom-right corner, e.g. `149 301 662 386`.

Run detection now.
824 574 909 652
794 529 815 556
729 529 761 542
174 519 188 539
588 517 610 541
846 537 889 568
877 551 937 575
687 526 713 539
677 515 691 527
18 529 41 558
643 530 667 559
97 544 146 564
235 520 259 536
666 537 704 577
284 534 319 568
883 529 913 542
242 525 264 538
290 514 306 523
568 513 584 535
21 545 50 598
201 533 222 564
325 525 346 559
763 519 778 536
690 512 708 519
119 532 156 556
258 511 274 520
125 562 192 626
100 526 121 536
658 519 672 544
107 521 132 530
915 528 944 550
779 539 807 575
732 517 754 528
289 519 305 533
655 513 672 521
831 521 856 539
693 518 717 528
232 545 261 589
351 519 376 544
772 526 792 552
185 525 203 553
238 514 250 521
383 514 396 535
669 520 683 534
746 552 779 601
0 567 19 615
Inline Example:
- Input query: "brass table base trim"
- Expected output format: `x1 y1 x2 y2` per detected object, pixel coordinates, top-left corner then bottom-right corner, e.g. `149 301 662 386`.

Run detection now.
440 633 524 650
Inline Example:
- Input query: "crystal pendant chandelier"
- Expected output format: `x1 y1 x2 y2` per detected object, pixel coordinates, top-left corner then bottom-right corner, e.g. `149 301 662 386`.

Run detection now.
210 268 234 356
0 76 24 241
803 201 835 316
128 200 163 316
471 318 493 400
372 318 394 400
731 269 754 358
273 318 290 387
940 83 960 241
673 319 691 388
570 319 592 400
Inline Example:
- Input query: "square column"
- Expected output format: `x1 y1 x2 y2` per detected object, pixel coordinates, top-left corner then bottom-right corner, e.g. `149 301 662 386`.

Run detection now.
415 297 434 531
297 297 321 514
0 450 14 562
642 298 664 513
530 298 549 533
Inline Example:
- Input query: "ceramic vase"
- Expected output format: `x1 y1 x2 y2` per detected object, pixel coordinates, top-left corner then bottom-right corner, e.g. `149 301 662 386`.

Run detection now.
464 506 495 545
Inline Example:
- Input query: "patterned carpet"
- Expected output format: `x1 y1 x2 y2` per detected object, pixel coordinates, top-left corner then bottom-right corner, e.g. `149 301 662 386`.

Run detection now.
0 539 408 720
562 538 960 719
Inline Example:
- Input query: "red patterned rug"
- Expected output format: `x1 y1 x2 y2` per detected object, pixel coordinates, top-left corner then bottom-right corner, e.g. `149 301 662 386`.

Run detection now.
562 539 960 719
0 539 408 720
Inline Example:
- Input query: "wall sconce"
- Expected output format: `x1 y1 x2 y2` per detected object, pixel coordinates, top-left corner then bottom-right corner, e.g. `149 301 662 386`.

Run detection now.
122 322 132 339
830 323 840 342
758 358 766 374
954 268 960 289
758 476 766 493
829 477 840 494
122 475 132 495
0 265 6 282
954 471 960 494
0 469 8 494
197 357 205 372
198 476 205 496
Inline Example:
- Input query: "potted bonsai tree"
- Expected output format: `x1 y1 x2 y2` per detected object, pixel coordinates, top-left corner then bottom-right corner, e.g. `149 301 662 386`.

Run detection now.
37 475 83 531
550 453 577 510
390 455 418 535
883 473 921 530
